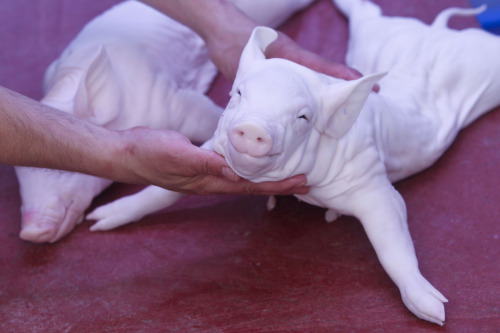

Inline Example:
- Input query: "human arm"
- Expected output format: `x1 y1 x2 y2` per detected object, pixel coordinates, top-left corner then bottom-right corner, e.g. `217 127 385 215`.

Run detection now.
0 86 308 195
139 0 365 83
0 86 115 173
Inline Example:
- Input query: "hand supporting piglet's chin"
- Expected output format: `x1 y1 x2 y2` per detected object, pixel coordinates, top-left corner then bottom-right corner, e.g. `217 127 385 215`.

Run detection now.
115 127 309 196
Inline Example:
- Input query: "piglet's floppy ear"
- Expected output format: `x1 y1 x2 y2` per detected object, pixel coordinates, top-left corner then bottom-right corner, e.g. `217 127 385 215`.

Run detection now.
74 46 121 125
321 72 386 139
235 26 278 79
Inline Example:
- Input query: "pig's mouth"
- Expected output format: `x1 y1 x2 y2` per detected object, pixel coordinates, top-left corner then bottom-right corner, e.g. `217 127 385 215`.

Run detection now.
224 144 279 180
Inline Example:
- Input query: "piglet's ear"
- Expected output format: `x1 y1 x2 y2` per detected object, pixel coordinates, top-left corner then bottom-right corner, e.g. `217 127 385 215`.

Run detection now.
235 26 278 79
320 72 386 139
74 46 121 125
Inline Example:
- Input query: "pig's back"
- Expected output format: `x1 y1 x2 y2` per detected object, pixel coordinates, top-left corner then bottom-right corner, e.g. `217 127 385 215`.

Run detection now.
346 7 500 181
56 0 216 93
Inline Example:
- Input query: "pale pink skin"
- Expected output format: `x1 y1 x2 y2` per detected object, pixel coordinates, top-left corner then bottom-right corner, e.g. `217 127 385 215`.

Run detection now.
15 0 315 243
88 1 500 326
212 1 500 325
16 167 111 243
15 1 222 243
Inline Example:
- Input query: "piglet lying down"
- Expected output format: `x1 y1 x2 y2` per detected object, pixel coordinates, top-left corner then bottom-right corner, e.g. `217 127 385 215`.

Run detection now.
14 1 222 243
14 0 315 243
87 0 500 326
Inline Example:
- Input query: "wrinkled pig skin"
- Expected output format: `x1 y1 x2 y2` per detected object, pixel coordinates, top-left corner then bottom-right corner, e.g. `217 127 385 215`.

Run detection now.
15 0 315 243
87 0 500 325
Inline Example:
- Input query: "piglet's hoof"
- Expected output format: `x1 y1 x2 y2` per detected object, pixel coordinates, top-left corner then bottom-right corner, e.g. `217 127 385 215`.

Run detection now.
20 222 58 243
401 275 448 326
19 196 84 243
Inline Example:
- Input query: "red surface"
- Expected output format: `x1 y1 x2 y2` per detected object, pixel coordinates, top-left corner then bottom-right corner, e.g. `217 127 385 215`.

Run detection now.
1 0 499 331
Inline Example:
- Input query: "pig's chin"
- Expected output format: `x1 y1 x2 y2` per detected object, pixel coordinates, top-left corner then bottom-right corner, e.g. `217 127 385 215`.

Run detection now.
225 146 277 181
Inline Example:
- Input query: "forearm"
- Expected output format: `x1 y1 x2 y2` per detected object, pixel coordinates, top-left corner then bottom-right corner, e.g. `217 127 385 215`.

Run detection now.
0 86 124 179
138 0 363 84
140 0 255 40
139 0 256 81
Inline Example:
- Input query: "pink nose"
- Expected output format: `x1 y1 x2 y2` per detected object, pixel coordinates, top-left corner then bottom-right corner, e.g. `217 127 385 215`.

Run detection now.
229 122 273 157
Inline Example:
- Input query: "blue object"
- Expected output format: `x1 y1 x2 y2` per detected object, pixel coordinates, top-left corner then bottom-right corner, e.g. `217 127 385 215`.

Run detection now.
470 0 500 34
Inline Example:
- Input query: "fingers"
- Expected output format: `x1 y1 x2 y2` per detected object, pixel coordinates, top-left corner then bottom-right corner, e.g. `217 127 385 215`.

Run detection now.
288 51 381 92
266 32 380 92
190 147 309 196
241 174 309 196
190 147 241 181
195 173 309 196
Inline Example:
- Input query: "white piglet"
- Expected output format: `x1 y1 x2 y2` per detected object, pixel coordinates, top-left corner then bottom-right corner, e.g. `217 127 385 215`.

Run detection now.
15 1 222 243
88 0 500 325
15 0 314 243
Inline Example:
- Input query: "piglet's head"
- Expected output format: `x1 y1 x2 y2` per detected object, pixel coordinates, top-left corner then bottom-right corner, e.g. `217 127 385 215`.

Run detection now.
212 27 385 182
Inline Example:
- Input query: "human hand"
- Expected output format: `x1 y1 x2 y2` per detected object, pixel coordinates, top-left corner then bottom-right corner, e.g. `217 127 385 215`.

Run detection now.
266 32 380 91
115 127 309 196
206 28 379 92
139 0 372 88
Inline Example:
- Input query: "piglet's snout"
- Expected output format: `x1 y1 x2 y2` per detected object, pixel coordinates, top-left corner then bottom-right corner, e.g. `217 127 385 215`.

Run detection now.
229 121 276 157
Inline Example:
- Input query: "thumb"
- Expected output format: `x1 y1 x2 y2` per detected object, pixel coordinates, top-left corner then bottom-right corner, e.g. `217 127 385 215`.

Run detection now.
194 148 241 182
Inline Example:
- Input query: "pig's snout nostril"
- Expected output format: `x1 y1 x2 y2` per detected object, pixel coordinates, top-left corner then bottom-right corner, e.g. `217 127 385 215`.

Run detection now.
229 122 273 157
235 129 265 143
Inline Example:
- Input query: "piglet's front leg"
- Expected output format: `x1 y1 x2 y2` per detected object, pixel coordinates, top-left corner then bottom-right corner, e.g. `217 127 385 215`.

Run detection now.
87 185 184 231
346 180 448 325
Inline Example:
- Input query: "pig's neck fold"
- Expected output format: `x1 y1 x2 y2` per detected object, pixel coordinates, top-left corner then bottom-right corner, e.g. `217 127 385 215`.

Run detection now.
296 94 393 209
